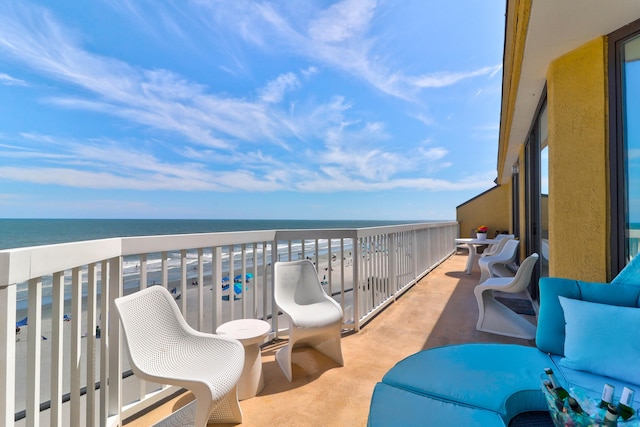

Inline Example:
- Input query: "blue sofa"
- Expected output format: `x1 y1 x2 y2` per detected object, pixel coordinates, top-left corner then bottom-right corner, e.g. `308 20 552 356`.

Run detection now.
368 272 640 426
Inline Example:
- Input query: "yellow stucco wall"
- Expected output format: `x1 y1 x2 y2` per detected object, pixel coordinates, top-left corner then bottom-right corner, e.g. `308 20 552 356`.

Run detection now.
457 184 512 239
546 36 608 281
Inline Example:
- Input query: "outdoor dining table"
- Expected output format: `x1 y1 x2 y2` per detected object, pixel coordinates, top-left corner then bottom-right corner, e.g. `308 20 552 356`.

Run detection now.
455 238 499 274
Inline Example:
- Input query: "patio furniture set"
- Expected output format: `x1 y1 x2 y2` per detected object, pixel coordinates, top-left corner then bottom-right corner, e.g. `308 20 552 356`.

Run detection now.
367 253 640 426
115 259 344 427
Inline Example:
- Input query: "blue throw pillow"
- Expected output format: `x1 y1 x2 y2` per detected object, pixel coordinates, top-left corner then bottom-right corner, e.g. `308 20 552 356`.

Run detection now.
558 296 640 385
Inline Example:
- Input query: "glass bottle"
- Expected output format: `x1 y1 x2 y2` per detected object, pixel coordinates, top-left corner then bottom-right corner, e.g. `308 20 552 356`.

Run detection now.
544 368 570 400
604 404 619 427
600 384 615 409
617 386 635 421
568 396 588 416
544 380 564 411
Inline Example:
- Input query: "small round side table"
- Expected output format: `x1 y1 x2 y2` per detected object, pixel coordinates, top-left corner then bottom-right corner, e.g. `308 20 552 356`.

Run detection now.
216 319 271 400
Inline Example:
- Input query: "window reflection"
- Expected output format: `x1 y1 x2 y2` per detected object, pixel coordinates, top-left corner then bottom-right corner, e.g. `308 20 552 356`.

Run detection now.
540 104 549 277
622 35 640 261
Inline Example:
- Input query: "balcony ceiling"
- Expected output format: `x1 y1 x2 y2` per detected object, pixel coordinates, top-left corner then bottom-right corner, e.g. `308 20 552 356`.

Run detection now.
499 0 640 184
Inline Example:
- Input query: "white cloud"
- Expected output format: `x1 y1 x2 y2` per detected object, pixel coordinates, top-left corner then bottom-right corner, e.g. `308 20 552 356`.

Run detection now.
308 0 375 43
0 72 27 86
259 72 301 103
0 2 501 200
409 65 502 89
0 3 305 149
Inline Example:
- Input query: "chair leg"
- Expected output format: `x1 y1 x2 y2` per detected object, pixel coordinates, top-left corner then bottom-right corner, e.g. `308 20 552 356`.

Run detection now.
276 328 344 381
208 386 243 424
310 327 344 367
275 344 294 382
479 264 491 283
193 386 242 426
474 288 487 332
475 291 536 339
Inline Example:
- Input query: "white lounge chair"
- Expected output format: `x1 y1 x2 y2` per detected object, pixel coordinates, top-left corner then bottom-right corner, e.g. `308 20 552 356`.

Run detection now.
474 253 539 339
274 259 344 382
480 234 515 258
115 286 245 426
478 239 520 283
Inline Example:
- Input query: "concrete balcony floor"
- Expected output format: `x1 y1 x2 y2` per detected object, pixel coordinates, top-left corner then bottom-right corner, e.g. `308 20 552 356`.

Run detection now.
124 252 537 427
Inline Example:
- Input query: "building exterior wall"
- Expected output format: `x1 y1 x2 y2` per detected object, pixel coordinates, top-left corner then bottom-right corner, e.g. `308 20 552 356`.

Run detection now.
546 36 609 281
456 184 512 239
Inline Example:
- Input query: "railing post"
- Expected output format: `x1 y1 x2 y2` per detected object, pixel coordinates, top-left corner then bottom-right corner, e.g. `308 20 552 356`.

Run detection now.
180 249 187 313
212 246 222 331
389 233 397 297
353 237 360 331
100 260 109 426
197 248 204 331
108 257 122 425
51 272 64 427
411 230 419 280
271 240 279 336
71 267 83 427
261 242 268 323
27 277 43 427
0 283 16 427
87 263 98 426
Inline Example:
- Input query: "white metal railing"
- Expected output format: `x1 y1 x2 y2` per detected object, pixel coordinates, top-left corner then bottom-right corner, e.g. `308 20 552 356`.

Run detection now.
0 221 457 426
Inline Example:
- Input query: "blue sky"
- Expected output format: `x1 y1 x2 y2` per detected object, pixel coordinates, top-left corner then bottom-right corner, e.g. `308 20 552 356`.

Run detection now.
0 1 505 220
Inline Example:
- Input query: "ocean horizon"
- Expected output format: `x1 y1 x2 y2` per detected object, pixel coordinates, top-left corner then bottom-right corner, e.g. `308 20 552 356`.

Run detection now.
0 218 433 251
3 218 435 310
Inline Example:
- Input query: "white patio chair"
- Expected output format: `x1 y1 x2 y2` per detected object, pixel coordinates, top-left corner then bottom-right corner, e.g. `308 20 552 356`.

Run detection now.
480 234 515 258
274 259 344 382
478 239 520 283
115 286 245 426
474 253 539 339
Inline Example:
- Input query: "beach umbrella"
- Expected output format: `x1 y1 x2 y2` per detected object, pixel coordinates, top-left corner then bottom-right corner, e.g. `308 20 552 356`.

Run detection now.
233 282 248 294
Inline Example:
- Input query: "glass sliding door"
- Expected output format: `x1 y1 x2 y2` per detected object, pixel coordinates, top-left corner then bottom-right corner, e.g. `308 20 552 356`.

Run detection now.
610 20 640 275
539 103 549 278
525 96 547 299
621 35 640 263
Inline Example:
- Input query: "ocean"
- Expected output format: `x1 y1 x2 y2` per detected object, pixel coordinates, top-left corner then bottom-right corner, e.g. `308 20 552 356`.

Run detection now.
1 219 428 309
0 218 424 250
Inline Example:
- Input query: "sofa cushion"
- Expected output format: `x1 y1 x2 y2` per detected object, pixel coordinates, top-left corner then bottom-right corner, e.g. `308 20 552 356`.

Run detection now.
612 253 640 286
380 344 550 418
536 278 640 356
550 354 640 406
368 382 506 427
558 296 640 385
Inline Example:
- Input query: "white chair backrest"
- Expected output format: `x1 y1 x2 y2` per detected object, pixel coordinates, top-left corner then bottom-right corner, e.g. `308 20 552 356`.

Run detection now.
115 286 191 374
495 234 515 241
541 239 549 261
274 260 328 308
483 237 512 257
505 253 539 293
493 239 520 261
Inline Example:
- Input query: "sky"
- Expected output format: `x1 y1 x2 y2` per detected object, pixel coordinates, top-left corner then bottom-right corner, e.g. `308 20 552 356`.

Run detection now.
0 0 506 221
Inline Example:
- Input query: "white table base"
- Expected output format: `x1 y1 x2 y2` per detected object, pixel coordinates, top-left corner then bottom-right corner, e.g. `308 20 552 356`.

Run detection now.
455 238 498 275
216 319 271 400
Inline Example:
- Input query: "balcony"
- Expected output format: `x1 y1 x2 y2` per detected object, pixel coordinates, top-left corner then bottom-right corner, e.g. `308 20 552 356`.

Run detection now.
0 222 536 426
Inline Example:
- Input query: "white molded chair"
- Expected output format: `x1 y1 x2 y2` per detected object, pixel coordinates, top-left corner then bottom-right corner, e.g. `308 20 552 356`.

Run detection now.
478 239 519 283
115 286 245 426
274 259 344 382
480 234 515 258
474 253 539 339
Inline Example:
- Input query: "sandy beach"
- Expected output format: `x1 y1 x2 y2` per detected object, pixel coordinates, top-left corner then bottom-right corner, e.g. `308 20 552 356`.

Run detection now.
13 251 355 418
